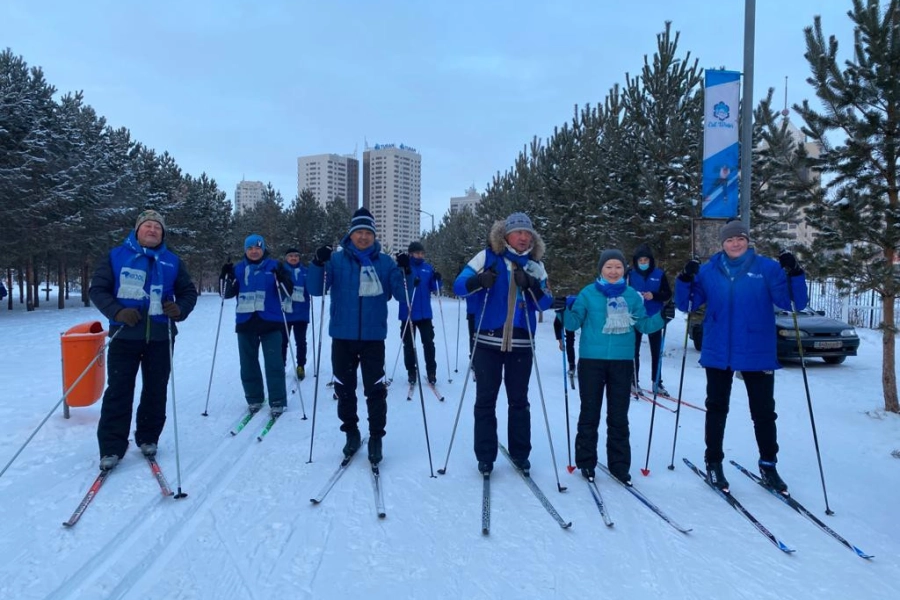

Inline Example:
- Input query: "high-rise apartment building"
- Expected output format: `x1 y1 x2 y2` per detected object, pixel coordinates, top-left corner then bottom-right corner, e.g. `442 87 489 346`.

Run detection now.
297 153 359 211
363 143 422 253
234 180 265 215
450 185 481 214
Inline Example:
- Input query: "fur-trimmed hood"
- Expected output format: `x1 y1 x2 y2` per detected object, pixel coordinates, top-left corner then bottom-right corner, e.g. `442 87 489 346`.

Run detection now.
488 220 545 261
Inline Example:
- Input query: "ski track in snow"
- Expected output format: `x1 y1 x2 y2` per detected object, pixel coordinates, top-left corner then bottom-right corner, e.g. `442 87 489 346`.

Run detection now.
1 294 899 599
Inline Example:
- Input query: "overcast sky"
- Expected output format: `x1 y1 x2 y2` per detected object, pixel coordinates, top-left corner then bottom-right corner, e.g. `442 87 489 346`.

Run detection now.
2 0 855 231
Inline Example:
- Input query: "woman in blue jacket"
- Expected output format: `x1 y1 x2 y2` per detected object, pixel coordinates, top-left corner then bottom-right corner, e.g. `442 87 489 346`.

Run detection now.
675 219 808 493
307 208 406 465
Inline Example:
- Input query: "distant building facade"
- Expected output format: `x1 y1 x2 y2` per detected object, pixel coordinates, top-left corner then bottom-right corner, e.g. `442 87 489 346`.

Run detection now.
450 185 481 214
363 143 422 253
297 153 359 211
234 180 265 215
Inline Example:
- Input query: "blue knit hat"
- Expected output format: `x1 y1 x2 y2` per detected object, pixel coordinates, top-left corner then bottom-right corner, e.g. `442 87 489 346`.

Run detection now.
244 234 266 251
349 208 377 235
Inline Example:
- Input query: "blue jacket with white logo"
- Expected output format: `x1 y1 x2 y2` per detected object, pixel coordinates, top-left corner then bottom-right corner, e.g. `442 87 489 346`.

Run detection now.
307 236 406 341
675 249 808 371
284 263 311 323
398 258 440 322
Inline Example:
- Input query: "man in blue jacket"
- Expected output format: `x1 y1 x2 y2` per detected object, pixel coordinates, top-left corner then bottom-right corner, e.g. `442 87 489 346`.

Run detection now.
308 208 406 465
395 240 442 386
281 247 311 380
675 219 808 493
453 212 553 475
89 210 197 471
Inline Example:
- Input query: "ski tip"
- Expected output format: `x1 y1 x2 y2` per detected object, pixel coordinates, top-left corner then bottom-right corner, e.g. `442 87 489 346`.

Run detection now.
778 541 796 553
853 546 874 559
62 521 74 528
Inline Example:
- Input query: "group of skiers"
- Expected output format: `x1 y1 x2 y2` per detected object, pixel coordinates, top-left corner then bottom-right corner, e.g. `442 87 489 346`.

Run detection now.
88 206 807 496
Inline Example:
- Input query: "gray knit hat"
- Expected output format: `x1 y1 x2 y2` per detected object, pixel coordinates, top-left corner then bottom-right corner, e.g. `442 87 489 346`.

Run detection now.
135 209 165 234
504 212 535 236
718 220 750 244
598 249 627 273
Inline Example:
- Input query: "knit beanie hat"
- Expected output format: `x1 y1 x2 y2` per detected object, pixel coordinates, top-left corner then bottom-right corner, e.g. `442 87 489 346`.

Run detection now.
349 208 377 235
284 247 301 256
598 249 627 273
504 212 535 236
135 209 165 234
718 219 750 244
244 234 266 251
408 241 425 253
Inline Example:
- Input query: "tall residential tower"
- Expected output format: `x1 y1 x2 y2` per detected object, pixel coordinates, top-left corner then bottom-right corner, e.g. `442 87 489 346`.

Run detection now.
362 143 422 253
234 180 265 215
297 153 359 211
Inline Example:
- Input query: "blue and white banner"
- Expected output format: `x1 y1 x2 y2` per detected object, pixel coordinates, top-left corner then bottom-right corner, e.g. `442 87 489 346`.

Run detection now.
702 70 741 218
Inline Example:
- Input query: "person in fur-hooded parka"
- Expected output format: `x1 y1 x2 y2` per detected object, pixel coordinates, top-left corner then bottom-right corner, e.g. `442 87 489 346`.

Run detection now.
452 212 553 475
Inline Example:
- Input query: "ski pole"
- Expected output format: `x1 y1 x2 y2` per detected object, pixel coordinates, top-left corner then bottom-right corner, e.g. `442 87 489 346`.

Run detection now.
786 269 833 515
667 297 692 470
0 327 123 480
388 284 417 386
560 316 574 472
438 289 490 475
167 318 187 499
435 285 453 383
454 297 461 373
202 279 227 416
307 268 328 463
310 280 317 377
641 321 668 476
401 274 437 477
277 282 308 419
525 287 566 492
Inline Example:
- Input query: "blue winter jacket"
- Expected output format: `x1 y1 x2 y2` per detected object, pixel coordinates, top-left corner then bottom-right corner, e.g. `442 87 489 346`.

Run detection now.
675 249 808 371
227 257 293 328
564 284 664 360
627 267 670 317
285 263 311 322
307 236 406 341
452 221 553 335
398 258 439 322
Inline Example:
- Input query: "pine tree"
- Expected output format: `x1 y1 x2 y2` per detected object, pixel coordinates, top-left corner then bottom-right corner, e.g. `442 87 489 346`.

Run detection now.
795 0 900 413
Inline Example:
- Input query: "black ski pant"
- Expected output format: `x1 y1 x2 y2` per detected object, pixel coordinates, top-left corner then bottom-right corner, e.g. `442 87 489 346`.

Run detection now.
704 368 778 464
281 320 309 367
97 338 171 459
472 344 532 465
401 319 437 380
332 339 387 439
634 329 663 387
574 358 633 480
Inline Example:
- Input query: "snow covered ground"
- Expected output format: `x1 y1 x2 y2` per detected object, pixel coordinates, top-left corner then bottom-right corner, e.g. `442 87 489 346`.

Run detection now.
1 292 898 599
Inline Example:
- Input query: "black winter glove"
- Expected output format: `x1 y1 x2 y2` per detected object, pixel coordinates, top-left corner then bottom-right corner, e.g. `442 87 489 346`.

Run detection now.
413 277 421 287
433 271 442 286
465 269 497 293
115 307 142 327
662 302 676 322
313 245 333 266
551 296 568 312
162 301 181 319
396 252 411 274
779 251 803 277
220 262 235 280
678 258 701 282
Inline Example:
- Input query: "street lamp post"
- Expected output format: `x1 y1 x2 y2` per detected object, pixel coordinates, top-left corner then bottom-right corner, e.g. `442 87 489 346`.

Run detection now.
418 208 435 233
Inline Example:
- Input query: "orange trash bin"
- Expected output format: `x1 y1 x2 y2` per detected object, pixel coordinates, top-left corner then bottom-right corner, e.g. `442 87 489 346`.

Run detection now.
61 321 107 407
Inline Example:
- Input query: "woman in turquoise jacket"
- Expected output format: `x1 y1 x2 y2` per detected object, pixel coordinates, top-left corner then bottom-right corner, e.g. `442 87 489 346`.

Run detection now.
564 249 665 484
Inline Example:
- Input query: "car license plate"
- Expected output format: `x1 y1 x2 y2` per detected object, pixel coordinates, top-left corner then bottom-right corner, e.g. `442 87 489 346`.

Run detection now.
814 341 843 349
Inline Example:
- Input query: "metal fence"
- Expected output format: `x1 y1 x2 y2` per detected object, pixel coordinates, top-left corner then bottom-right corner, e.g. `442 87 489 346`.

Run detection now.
806 278 899 329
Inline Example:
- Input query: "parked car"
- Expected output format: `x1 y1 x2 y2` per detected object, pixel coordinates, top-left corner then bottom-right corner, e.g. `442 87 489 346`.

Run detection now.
688 307 860 364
